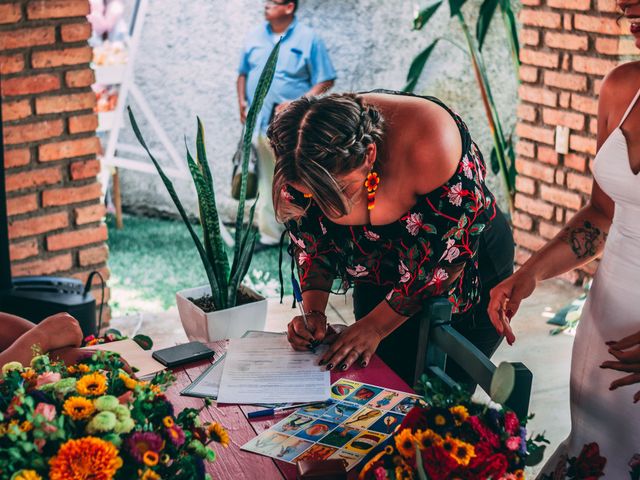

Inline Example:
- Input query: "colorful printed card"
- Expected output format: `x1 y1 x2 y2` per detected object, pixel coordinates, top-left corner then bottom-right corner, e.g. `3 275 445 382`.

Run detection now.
241 381 423 471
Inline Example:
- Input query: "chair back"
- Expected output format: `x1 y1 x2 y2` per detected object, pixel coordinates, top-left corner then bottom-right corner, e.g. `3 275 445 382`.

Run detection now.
412 298 533 420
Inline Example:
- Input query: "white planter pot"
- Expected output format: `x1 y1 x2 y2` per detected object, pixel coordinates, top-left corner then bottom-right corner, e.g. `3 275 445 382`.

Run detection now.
176 284 268 342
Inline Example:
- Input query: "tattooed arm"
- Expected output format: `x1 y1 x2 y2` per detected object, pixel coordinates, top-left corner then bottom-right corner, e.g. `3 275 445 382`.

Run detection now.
487 75 619 342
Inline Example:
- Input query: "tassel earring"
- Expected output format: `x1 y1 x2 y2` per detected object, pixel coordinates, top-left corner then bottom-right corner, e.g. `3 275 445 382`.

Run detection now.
364 171 380 210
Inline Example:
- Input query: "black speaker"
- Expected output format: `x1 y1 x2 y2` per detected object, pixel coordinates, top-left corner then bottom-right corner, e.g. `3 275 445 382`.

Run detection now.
0 73 98 337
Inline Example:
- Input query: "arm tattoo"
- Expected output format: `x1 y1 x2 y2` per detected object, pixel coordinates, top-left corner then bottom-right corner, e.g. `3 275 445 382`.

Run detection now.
559 221 608 260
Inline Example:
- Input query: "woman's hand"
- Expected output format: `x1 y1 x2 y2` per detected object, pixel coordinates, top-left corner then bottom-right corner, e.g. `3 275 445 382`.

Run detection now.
487 270 537 345
600 330 640 403
318 321 382 371
287 312 328 351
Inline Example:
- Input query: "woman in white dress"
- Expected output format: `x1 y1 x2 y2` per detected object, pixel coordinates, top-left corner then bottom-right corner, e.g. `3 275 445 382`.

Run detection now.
487 0 640 476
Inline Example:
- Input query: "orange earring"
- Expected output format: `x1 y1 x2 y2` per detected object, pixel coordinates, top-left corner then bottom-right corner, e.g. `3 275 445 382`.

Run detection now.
364 171 380 210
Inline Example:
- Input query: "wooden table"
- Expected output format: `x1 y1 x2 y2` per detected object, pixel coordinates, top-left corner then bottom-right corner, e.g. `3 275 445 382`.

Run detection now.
165 343 414 480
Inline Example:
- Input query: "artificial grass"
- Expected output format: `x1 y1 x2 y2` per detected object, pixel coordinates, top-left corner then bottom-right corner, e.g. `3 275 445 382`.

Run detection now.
106 214 288 315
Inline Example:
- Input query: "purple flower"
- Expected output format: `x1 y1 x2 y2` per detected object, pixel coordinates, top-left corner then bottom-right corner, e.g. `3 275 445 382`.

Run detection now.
167 424 185 447
126 432 164 463
519 427 527 455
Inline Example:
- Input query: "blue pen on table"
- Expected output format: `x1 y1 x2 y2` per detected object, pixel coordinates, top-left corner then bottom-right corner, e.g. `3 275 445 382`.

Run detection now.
291 275 320 350
247 402 325 419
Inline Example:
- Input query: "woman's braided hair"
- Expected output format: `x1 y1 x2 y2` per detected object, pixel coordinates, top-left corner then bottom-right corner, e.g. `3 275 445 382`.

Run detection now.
268 93 385 222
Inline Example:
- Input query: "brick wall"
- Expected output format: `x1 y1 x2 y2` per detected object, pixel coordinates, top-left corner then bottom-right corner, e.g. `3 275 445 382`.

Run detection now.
514 0 636 283
1 0 110 320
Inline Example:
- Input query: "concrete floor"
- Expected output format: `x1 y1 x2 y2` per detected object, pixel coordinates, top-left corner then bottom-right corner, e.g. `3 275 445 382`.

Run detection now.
110 278 582 474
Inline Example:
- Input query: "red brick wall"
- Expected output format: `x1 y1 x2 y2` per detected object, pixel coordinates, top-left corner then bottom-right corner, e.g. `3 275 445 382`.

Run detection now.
1 0 110 320
514 0 636 283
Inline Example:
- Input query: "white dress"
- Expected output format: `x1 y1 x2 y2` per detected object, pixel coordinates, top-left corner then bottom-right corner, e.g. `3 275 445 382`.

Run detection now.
539 88 640 478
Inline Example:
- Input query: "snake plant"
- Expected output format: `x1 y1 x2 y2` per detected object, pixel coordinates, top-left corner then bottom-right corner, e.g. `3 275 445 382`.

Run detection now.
128 41 281 311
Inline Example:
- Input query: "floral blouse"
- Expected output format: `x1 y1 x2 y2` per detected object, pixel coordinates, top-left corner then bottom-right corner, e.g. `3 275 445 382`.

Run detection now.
284 94 498 317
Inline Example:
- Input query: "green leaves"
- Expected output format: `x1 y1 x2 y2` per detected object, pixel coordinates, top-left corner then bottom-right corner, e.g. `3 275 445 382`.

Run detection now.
413 1 442 30
476 0 498 51
448 0 468 16
404 40 439 93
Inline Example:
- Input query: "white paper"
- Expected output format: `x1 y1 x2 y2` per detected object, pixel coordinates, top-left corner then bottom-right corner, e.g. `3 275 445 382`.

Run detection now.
216 336 330 404
181 330 286 400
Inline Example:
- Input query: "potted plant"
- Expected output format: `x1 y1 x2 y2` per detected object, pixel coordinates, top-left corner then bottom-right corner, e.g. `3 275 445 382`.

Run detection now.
127 42 280 342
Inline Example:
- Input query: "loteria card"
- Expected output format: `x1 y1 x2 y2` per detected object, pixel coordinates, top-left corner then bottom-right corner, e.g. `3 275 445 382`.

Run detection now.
241 381 421 471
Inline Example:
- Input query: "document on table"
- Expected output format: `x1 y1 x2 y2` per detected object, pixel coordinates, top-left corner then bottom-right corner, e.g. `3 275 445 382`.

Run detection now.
216 335 330 404
82 339 166 379
181 330 284 400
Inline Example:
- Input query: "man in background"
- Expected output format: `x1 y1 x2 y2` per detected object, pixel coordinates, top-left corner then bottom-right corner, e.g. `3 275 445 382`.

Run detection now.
237 0 336 250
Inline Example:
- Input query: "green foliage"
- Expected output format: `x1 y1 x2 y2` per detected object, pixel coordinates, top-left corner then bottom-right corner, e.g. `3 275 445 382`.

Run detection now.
406 0 520 211
129 41 281 311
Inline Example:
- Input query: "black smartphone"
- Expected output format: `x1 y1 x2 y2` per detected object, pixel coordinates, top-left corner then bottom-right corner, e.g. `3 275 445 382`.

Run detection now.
152 342 215 368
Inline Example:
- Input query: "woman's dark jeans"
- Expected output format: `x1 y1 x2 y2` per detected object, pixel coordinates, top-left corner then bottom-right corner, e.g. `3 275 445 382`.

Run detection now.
353 207 514 387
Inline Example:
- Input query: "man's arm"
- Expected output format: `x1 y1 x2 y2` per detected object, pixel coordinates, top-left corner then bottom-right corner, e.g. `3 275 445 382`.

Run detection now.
236 74 248 124
307 79 334 96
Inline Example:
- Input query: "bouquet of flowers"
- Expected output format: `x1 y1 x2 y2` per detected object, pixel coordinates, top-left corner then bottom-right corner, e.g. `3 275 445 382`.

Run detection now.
359 380 548 480
0 351 228 480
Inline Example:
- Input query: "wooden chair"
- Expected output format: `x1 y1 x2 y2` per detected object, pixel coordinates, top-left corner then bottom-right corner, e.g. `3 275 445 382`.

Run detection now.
411 298 533 420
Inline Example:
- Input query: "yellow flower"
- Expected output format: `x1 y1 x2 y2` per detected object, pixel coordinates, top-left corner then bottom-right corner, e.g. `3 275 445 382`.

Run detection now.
78 364 91 373
76 372 108 396
143 451 159 467
434 413 447 427
118 372 138 390
13 470 42 480
49 436 123 480
63 396 95 420
449 405 469 425
20 420 34 432
150 385 162 395
162 416 174 428
207 422 230 447
140 470 161 480
450 439 476 466
441 434 457 455
414 429 443 449
0 423 6 435
394 428 417 459
67 366 77 374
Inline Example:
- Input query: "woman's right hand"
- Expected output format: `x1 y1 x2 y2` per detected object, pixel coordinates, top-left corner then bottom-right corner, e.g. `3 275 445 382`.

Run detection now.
287 312 328 351
488 270 537 345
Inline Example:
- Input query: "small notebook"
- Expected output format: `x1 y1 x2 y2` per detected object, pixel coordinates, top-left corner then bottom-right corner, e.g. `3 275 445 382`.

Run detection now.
83 339 166 379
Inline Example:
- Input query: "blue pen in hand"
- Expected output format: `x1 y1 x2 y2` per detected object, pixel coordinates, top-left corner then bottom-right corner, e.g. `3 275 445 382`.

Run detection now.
291 275 319 351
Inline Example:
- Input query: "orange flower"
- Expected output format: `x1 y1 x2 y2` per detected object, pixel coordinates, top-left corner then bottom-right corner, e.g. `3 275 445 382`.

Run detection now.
77 364 91 373
20 420 34 432
394 428 417 458
162 416 174 428
143 451 159 467
49 436 122 480
76 373 108 396
63 396 95 420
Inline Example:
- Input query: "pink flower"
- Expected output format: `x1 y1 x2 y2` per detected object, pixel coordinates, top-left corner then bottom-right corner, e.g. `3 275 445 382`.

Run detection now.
364 230 380 241
34 438 46 453
398 261 411 283
36 371 61 387
462 156 473 179
118 391 134 404
504 411 520 435
34 402 57 422
506 436 521 451
298 252 311 266
289 232 306 250
447 182 464 206
346 265 368 278
427 268 449 287
374 466 388 480
405 212 423 236
126 432 164 463
167 425 186 447
440 239 460 263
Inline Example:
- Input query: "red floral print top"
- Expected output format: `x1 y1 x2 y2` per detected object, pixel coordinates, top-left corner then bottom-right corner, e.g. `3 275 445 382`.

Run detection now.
284 94 498 317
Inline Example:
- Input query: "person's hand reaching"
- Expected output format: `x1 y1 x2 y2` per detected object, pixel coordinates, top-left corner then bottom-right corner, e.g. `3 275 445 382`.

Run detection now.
488 271 536 345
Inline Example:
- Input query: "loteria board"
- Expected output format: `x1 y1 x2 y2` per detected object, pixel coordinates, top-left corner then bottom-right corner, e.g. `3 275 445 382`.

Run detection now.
241 380 424 471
